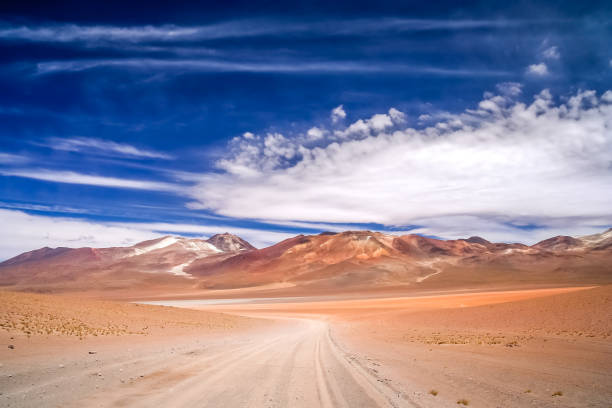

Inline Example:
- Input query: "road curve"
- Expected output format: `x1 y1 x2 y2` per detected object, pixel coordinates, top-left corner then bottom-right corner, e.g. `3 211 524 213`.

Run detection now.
75 315 415 408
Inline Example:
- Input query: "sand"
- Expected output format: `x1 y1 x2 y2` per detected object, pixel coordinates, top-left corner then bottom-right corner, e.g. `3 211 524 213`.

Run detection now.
0 291 267 407
330 285 612 407
1 286 610 407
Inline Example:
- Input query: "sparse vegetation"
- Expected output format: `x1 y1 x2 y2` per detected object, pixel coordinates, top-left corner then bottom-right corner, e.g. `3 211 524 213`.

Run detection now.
429 389 438 396
0 291 254 338
403 332 531 346
552 391 563 397
457 398 469 405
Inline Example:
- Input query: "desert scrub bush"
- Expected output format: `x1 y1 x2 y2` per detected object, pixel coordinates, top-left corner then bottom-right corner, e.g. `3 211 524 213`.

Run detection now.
456 398 469 405
429 389 438 396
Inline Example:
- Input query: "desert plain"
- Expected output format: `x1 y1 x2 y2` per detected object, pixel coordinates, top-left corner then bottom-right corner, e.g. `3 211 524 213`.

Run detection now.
1 283 610 408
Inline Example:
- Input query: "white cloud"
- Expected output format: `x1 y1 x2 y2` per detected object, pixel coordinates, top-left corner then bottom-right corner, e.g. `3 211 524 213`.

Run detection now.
331 105 347 123
0 209 296 260
542 46 560 60
0 201 85 214
242 131 255 140
0 152 28 164
495 82 523 97
263 133 295 160
527 63 549 76
34 58 512 77
0 19 530 45
45 137 172 159
0 209 157 260
334 108 405 139
388 107 407 123
409 215 609 245
307 127 325 141
188 89 612 243
0 169 180 192
369 114 393 130
256 219 356 232
0 24 204 43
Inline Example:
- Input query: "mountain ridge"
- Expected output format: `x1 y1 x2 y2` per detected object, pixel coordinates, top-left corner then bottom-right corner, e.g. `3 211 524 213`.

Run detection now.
1 229 610 293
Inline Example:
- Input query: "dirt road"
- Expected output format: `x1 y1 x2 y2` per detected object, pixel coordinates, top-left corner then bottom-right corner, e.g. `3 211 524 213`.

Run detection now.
86 316 410 407
1 315 413 408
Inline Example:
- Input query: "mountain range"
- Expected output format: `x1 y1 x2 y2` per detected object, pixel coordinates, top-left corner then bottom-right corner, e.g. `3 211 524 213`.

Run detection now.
1 229 611 294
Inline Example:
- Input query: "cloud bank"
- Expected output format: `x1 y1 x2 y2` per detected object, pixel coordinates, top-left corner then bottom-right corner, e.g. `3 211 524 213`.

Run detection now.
0 209 158 260
189 88 612 242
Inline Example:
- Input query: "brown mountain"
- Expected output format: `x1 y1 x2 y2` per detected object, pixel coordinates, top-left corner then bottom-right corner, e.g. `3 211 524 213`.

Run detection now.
532 236 583 251
0 234 252 292
1 229 611 294
183 229 611 291
206 233 256 252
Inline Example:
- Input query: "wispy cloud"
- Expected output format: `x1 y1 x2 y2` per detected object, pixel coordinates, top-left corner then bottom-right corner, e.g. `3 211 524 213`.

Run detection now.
34 58 511 77
0 19 541 45
0 200 85 214
542 45 560 60
41 137 173 159
0 152 29 164
0 169 180 192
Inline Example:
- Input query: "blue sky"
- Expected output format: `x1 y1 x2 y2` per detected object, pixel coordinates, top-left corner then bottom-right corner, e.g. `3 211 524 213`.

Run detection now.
0 1 611 258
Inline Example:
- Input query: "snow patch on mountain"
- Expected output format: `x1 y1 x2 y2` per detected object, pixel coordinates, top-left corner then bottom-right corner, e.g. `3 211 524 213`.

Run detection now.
168 260 197 278
580 229 612 247
132 236 179 256
178 239 221 253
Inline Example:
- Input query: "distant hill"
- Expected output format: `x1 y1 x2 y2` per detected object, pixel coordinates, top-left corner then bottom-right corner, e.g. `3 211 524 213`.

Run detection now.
1 229 611 294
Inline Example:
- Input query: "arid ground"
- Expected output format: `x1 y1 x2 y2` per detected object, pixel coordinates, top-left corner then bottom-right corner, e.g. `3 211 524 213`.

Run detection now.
1 285 610 407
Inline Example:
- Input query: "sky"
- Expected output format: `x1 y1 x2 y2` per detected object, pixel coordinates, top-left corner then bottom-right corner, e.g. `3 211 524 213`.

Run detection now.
0 1 611 259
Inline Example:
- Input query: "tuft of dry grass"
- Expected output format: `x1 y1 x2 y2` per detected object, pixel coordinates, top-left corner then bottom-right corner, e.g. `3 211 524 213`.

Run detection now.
456 398 469 405
429 389 438 396
552 391 563 397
